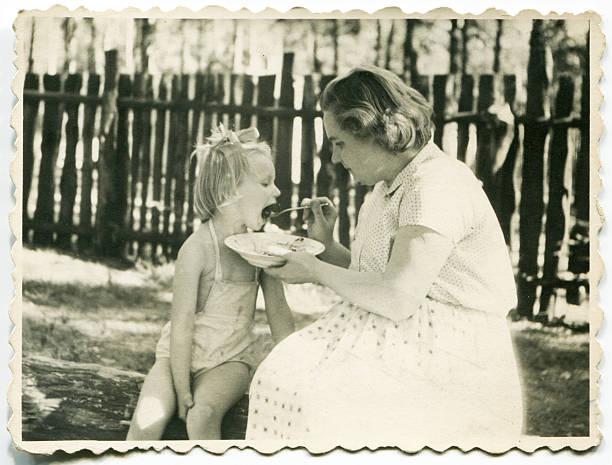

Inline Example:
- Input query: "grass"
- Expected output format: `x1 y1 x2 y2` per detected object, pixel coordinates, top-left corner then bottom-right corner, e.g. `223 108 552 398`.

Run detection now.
20 247 591 437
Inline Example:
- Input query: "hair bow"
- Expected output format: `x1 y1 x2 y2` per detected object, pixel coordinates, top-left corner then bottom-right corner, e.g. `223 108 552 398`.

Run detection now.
206 124 260 147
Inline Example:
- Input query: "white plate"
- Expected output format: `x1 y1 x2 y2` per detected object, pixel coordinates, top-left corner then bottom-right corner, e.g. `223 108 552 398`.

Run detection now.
224 232 325 268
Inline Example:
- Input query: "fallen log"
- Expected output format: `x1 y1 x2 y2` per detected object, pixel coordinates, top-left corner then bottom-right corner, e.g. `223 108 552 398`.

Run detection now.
21 354 248 441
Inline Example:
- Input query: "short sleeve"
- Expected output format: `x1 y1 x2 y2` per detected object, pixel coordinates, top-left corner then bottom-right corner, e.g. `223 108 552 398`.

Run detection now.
398 163 475 243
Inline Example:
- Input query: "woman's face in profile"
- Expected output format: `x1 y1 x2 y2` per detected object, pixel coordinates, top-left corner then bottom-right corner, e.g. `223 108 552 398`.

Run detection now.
323 111 386 186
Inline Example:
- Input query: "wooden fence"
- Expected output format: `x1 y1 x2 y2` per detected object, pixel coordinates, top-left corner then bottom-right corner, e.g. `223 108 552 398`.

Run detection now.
21 50 589 319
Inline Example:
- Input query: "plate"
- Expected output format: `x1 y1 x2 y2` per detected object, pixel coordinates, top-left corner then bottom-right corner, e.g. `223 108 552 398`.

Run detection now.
224 232 325 268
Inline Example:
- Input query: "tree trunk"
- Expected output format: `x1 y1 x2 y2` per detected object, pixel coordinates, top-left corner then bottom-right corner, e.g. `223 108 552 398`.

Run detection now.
403 19 419 85
22 355 248 441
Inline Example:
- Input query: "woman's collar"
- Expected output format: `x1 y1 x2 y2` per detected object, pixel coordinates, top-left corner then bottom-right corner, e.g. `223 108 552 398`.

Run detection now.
383 141 437 196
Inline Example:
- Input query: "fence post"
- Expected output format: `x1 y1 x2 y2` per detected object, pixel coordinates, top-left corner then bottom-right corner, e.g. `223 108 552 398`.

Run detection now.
171 74 190 257
78 73 100 252
273 53 295 230
456 75 474 162
256 75 275 147
128 72 144 256
95 50 126 259
315 75 336 200
22 72 40 238
137 75 154 257
567 43 590 304
540 76 574 314
297 75 316 234
151 77 168 263
517 20 549 318
475 75 495 202
57 73 83 250
33 74 62 247
497 75 518 243
432 74 447 148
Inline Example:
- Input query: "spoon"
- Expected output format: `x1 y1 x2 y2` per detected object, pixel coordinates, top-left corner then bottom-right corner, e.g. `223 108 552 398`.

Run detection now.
265 202 330 218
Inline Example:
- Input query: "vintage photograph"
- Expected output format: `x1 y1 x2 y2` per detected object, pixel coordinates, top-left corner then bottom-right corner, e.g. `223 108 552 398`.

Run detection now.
9 7 601 454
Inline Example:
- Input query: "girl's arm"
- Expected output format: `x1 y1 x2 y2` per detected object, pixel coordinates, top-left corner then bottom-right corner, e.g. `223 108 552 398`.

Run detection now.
265 225 453 322
260 272 295 343
170 239 210 418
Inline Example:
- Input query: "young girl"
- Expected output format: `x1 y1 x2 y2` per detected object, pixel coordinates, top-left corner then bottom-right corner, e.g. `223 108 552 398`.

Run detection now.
127 125 294 440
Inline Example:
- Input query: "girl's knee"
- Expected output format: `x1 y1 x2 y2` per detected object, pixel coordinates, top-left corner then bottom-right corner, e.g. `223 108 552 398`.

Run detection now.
186 401 222 434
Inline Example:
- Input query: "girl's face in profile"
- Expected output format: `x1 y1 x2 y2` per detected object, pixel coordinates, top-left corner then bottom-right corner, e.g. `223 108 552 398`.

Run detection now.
235 153 280 230
323 111 388 186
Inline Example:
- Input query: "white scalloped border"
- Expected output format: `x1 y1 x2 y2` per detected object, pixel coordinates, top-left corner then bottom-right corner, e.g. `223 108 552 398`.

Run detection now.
8 5 605 456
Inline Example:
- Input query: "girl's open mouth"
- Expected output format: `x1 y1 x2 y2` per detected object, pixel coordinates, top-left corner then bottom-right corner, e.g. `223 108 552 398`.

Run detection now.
261 204 279 220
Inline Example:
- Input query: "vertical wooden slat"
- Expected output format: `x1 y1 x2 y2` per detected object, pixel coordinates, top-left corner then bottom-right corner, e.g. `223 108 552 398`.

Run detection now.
517 20 549 318
475 75 495 202
33 74 62 246
127 73 144 256
228 73 239 129
240 75 255 129
497 74 518 243
163 76 179 258
22 72 40 238
456 74 474 162
567 41 590 304
114 74 132 257
186 73 206 231
315 75 336 200
95 50 123 258
171 74 190 257
57 73 83 250
78 73 100 252
432 74 447 148
540 76 574 313
412 74 430 101
335 165 350 247
272 53 294 230
297 75 316 233
138 75 154 257
256 75 275 147
151 77 168 262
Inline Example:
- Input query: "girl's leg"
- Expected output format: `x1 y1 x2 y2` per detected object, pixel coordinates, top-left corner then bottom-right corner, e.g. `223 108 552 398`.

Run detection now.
186 361 250 439
126 358 176 440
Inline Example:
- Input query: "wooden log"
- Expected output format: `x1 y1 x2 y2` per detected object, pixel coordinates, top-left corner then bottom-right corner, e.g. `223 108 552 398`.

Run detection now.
315 75 336 200
78 74 101 252
497 75 519 243
256 75 275 152
540 76 575 313
456 74 474 162
432 74 447 148
273 53 295 230
33 74 62 247
297 75 316 234
57 74 83 250
517 20 549 318
138 75 154 258
21 354 248 441
151 77 168 263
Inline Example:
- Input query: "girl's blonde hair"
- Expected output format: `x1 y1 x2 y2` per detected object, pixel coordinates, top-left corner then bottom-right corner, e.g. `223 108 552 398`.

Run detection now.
192 124 271 221
320 65 434 154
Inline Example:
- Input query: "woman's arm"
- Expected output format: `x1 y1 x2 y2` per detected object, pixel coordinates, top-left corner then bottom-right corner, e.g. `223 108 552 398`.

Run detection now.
317 240 351 268
170 239 209 418
266 225 453 322
260 272 295 343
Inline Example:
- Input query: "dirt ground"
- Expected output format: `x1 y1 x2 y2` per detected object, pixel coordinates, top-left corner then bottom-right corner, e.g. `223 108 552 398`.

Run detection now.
19 248 590 437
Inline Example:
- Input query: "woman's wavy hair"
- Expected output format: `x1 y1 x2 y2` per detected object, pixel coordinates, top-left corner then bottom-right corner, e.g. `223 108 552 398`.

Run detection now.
320 66 434 154
191 125 271 221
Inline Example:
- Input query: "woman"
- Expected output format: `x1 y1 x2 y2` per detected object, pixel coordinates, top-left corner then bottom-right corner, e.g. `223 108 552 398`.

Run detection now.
246 66 523 449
